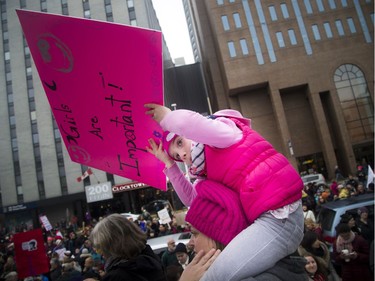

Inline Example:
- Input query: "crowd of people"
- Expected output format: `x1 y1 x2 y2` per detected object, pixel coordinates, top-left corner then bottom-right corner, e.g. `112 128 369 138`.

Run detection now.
0 173 373 281
0 103 373 281
301 169 374 281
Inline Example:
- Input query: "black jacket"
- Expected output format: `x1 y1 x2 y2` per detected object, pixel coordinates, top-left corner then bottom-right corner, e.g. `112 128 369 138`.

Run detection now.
243 255 309 281
103 245 167 281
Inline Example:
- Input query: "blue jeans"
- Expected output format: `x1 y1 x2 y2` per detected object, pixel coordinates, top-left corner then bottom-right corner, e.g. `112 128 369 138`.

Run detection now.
201 202 304 281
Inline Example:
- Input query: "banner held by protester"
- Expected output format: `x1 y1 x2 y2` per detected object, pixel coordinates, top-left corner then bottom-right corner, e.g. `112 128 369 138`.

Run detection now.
17 10 166 190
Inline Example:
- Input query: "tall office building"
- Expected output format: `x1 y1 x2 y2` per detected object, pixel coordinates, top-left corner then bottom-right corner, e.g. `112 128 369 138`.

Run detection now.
0 0 174 231
189 0 374 179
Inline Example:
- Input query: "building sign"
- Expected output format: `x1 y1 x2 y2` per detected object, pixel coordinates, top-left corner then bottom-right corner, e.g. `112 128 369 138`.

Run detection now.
85 181 114 203
112 182 147 193
16 10 167 191
4 204 27 213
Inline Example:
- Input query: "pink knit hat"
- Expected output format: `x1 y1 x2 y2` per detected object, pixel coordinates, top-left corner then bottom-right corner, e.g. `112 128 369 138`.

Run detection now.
185 180 248 245
162 131 182 162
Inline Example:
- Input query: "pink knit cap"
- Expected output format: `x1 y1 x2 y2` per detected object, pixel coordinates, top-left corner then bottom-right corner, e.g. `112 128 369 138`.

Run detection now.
162 131 182 162
185 180 248 245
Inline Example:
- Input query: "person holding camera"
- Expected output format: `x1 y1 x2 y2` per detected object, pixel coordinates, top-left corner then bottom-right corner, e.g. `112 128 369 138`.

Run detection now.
333 223 372 281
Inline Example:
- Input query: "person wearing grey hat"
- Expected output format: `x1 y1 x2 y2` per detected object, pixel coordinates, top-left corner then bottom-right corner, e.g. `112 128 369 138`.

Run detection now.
356 206 374 245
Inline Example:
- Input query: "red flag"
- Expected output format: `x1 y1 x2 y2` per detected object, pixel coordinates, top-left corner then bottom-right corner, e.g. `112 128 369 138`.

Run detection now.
13 229 49 279
77 168 93 182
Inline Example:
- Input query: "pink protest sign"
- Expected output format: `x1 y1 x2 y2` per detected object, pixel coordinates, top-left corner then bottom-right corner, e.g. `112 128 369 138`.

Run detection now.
17 10 166 190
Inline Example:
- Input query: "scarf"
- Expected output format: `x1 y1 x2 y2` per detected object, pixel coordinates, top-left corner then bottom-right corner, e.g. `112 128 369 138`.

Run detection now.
335 231 355 253
189 141 206 178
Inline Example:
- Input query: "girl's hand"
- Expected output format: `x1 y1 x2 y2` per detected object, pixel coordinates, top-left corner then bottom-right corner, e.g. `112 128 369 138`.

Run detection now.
144 103 171 123
179 249 221 281
146 138 174 168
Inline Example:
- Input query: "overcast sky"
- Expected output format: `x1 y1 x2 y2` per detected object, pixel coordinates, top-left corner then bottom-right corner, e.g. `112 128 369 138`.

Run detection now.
152 0 194 64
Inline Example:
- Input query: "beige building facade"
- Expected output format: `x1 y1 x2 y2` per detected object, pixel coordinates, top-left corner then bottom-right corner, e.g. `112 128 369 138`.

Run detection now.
189 0 374 179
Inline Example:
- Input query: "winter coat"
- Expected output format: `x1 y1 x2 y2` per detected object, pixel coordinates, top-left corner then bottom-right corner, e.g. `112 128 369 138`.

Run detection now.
103 245 167 281
242 255 309 281
205 118 303 223
333 234 372 281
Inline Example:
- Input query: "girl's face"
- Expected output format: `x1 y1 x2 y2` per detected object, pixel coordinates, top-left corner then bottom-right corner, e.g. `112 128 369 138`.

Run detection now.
305 256 318 275
169 136 192 165
190 226 216 254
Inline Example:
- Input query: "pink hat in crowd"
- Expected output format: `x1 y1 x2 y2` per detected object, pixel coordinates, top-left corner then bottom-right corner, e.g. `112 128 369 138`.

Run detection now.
185 179 248 246
213 109 251 127
162 131 182 162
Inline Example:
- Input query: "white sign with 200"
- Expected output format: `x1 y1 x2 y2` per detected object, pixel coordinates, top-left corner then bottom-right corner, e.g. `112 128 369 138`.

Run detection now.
85 181 114 203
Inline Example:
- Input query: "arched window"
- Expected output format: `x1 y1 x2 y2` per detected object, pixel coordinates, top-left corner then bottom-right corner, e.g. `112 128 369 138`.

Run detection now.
334 64 374 142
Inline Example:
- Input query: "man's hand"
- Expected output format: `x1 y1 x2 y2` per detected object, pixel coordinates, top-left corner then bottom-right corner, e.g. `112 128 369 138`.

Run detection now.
144 103 171 123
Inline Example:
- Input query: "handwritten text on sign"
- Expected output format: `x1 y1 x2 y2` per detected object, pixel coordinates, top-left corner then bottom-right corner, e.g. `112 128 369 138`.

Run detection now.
16 10 166 190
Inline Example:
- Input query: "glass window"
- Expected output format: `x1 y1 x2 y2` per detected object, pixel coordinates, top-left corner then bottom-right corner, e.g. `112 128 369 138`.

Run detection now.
233 13 242 28
288 29 297 45
28 88 34 98
7 93 13 103
105 5 112 13
371 13 374 24
31 111 37 121
239 39 249 55
11 138 18 150
8 104 14 115
335 20 345 36
3 31 8 41
228 41 237 57
276 32 285 47
127 0 134 8
353 0 372 43
243 0 264 64
304 0 313 14
217 0 224 5
280 3 289 19
221 15 230 31
29 100 36 111
84 10 90 18
4 51 10 61
130 19 137 26
33 133 39 144
328 0 336 9
6 72 12 82
341 0 348 7
54 128 61 139
334 64 374 142
269 5 278 21
316 0 325 12
129 10 136 20
312 24 321 40
26 67 32 76
11 127 16 138
41 2 47 10
323 22 333 38
10 116 16 126
229 0 235 2
347 18 356 33
17 185 23 195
